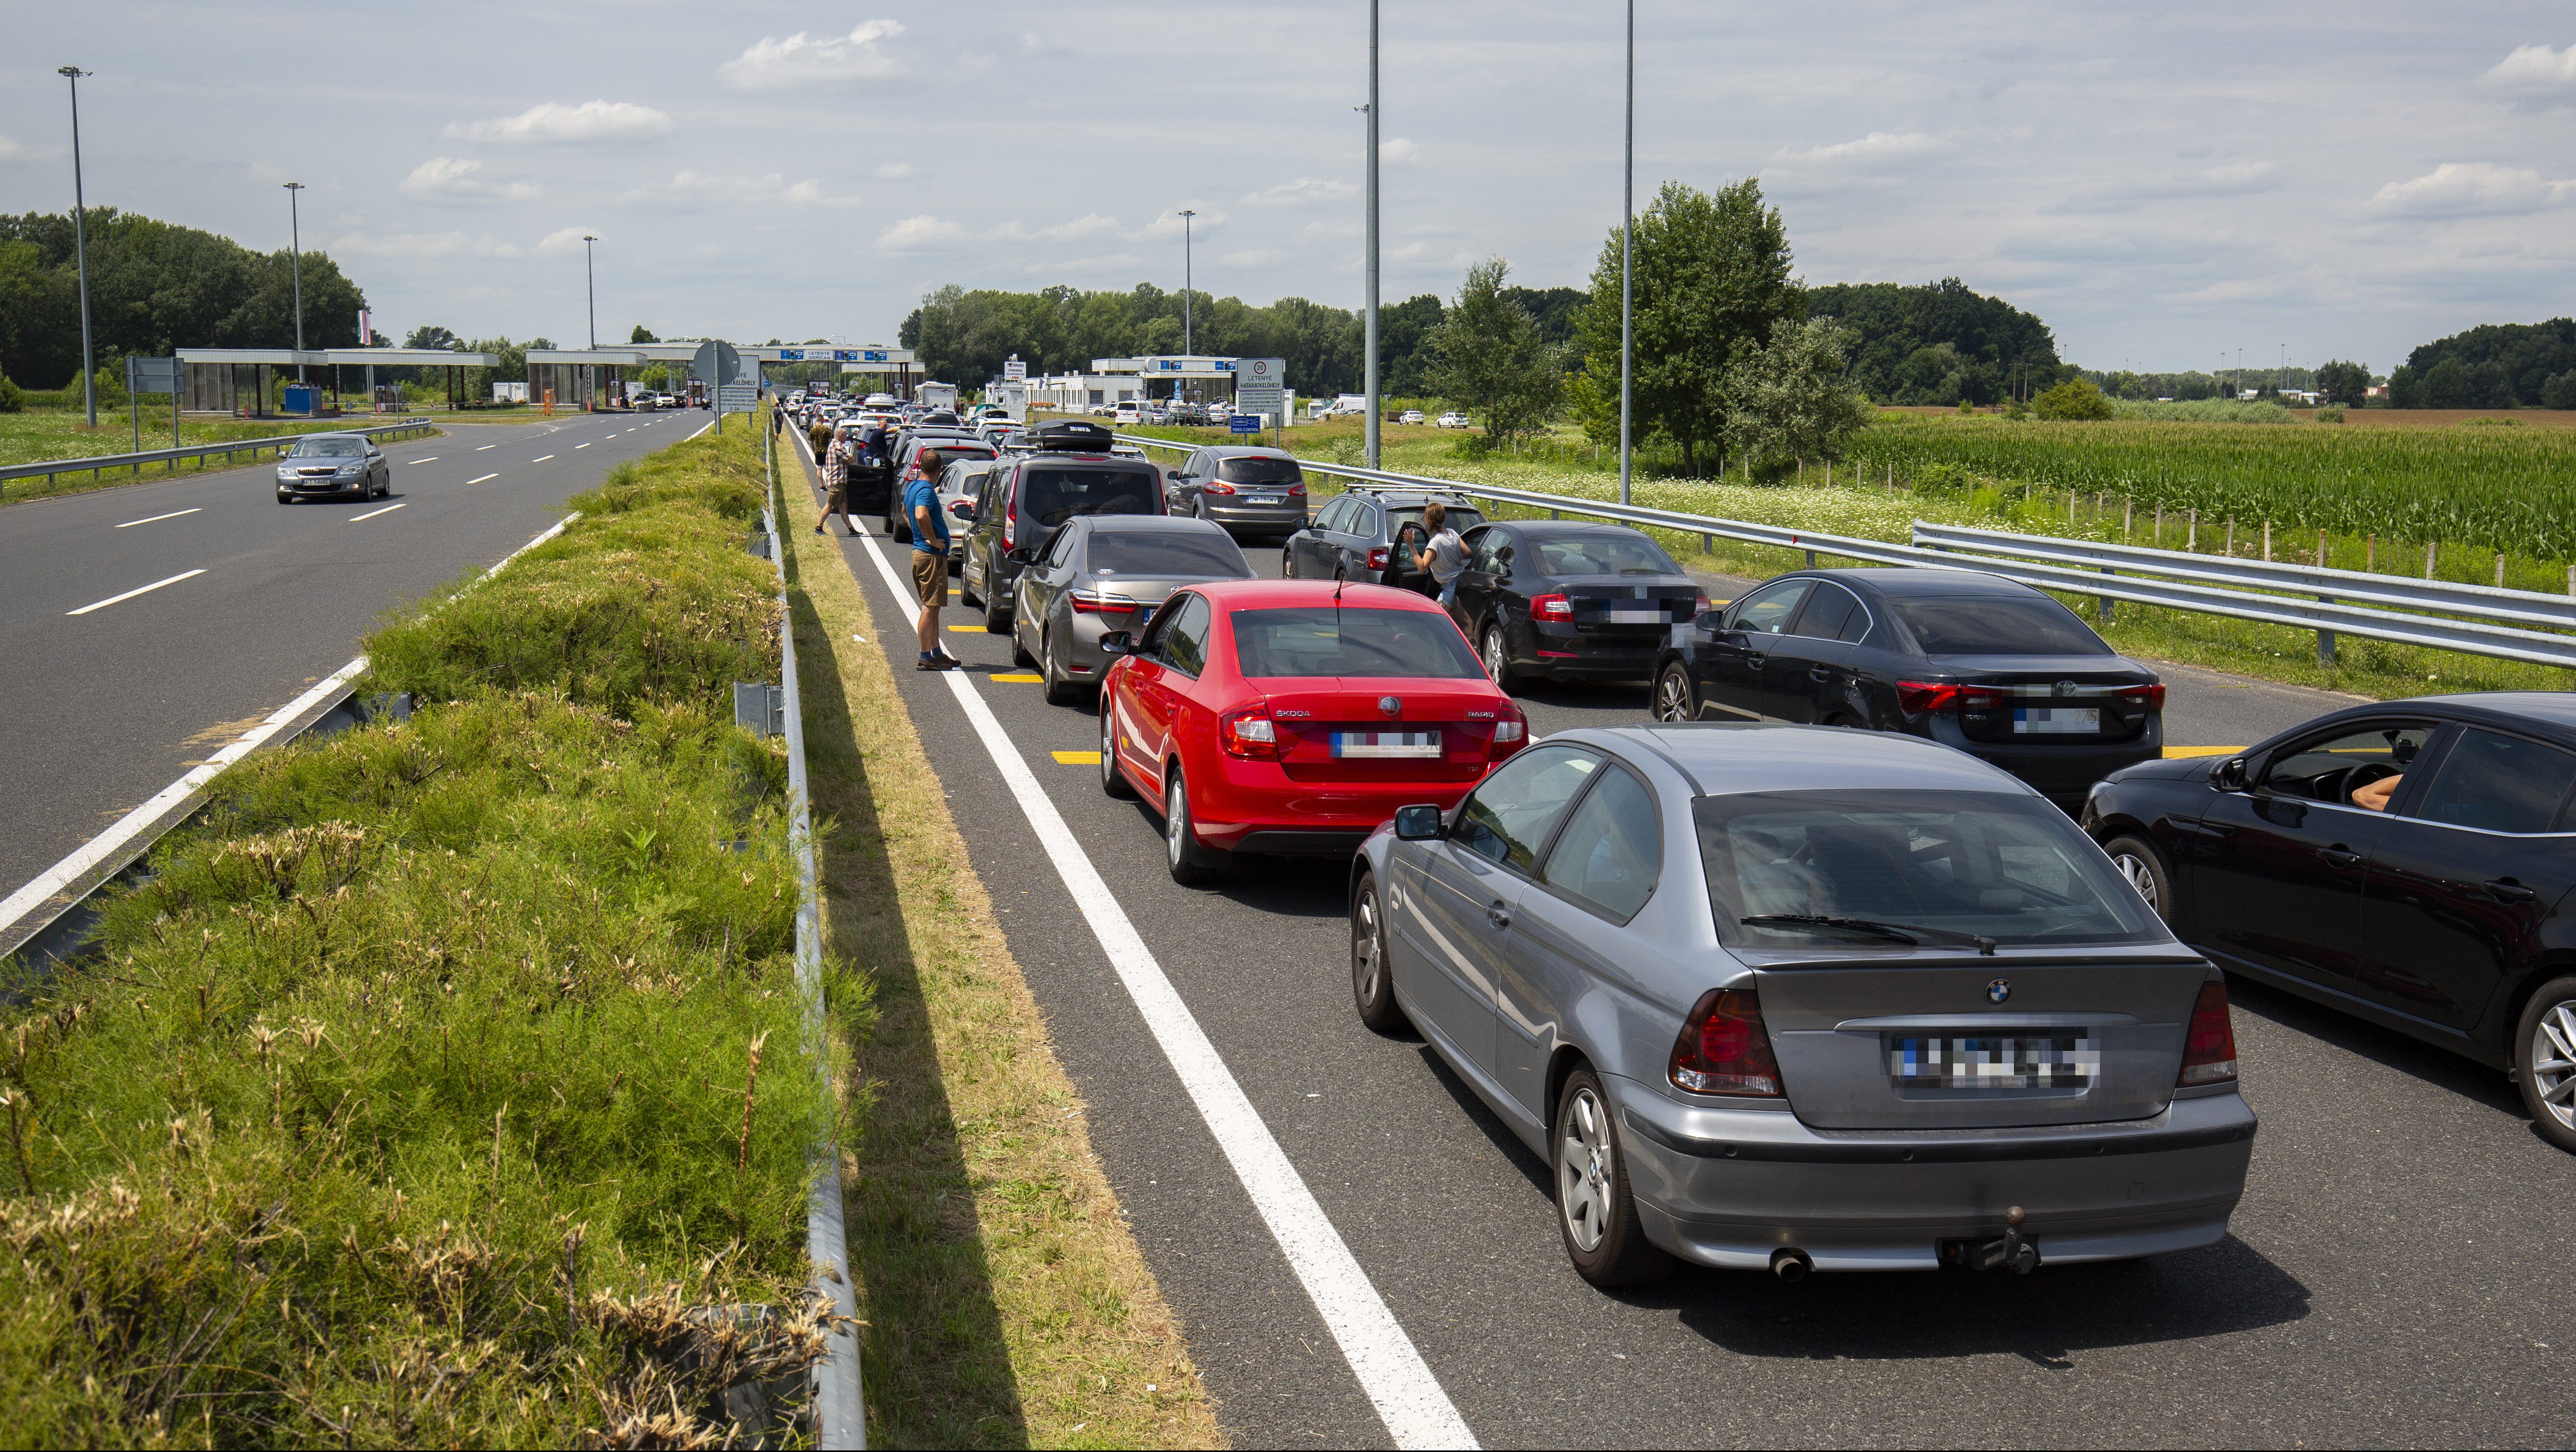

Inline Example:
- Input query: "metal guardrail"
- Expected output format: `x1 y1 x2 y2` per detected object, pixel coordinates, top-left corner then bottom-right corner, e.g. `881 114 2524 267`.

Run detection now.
1111 433 2576 674
760 420 868 1451
0 416 437 491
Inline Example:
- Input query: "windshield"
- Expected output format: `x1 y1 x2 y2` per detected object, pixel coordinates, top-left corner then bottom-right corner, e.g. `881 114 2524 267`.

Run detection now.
1229 606 1484 679
1890 595 2110 656
1532 534 1679 577
1697 790 2158 949
290 438 365 458
1023 467 1158 526
1215 456 1303 486
1089 531 1251 578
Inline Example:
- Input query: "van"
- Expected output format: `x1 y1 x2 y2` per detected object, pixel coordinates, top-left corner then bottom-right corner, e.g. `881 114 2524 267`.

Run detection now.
957 447 1165 633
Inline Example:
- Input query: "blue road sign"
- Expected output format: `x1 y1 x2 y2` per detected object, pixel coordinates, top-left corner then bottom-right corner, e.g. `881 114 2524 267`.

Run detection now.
1229 414 1260 435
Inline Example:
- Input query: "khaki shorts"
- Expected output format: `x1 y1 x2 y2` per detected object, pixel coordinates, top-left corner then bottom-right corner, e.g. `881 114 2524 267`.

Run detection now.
823 479 849 512
910 548 948 606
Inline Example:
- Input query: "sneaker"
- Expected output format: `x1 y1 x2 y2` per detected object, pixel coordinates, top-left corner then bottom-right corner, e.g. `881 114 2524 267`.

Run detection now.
846 528 863 537
812 524 824 534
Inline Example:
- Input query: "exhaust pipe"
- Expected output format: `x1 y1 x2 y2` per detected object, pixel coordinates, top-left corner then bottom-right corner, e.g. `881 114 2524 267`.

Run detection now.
1769 1248 1812 1282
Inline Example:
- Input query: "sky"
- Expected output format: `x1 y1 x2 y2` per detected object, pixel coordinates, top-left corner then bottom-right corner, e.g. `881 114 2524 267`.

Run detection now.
3 2 2571 376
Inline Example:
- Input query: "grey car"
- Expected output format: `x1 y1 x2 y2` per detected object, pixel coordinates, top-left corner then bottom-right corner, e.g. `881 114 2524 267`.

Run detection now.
1165 445 1309 538
933 457 1002 564
1284 485 1485 591
274 433 390 503
1006 516 1252 704
1349 722 2255 1289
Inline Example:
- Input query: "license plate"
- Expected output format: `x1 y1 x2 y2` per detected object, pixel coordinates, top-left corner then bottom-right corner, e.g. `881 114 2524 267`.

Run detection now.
2014 706 2099 735
1888 1035 2098 1089
1331 731 1442 759
1242 493 1283 504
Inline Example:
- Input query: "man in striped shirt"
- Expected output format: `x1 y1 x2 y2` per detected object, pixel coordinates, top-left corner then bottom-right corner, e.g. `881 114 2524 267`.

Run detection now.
816 422 858 536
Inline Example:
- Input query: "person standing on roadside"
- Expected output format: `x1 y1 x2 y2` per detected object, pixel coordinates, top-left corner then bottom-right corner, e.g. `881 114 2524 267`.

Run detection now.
906 448 960 670
817 422 858 536
1410 501 1470 614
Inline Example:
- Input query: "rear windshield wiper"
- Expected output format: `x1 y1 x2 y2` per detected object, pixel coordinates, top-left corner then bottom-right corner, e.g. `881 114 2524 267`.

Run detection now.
1739 915 1998 956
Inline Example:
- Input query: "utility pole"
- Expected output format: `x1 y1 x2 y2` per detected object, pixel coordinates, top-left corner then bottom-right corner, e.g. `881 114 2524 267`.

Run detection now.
1362 0 1381 469
1618 0 1635 505
285 182 307 383
583 235 600 349
60 67 97 427
1178 210 1196 395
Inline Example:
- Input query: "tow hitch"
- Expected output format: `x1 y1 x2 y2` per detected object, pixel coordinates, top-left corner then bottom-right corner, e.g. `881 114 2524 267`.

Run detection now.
1940 1205 2041 1274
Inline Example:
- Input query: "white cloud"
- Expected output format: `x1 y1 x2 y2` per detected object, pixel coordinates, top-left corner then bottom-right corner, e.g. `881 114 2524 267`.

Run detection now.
2039 159 2279 214
329 230 469 259
0 136 21 160
720 20 904 89
1047 213 1124 240
1778 131 1956 165
2483 43 2576 92
2368 162 2576 218
619 171 859 207
874 161 913 179
878 214 965 251
1225 249 1286 267
0 134 62 163
535 226 601 254
1132 210 1222 240
398 157 539 203
1242 176 1356 207
445 101 674 145
1050 251 1145 274
1379 137 1419 165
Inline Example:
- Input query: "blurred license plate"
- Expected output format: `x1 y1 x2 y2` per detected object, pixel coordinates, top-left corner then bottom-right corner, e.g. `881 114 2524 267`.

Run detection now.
1888 1035 2098 1089
1243 493 1283 504
2014 706 2099 735
1332 731 1441 759
1604 608 1664 623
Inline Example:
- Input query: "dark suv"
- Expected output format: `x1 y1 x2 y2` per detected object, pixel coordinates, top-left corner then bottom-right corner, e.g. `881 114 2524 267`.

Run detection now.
1281 486 1485 591
959 428 1165 634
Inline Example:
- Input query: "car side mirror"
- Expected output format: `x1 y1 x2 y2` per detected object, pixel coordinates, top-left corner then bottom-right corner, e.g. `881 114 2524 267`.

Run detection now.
2214 757 2249 791
1005 546 1039 565
1394 804 1445 841
949 500 976 519
1099 631 1132 656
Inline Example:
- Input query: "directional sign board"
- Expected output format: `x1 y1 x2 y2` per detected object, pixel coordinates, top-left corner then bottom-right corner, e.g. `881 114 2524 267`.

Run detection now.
1235 357 1285 420
125 357 181 395
1229 414 1261 435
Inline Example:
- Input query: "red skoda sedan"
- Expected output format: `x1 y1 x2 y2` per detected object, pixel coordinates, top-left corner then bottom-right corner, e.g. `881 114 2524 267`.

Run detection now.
1099 579 1529 882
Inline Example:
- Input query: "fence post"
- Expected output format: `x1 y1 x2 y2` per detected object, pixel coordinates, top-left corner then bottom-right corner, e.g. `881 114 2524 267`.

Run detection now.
2425 540 2438 579
2317 594 2337 666
2497 554 2507 588
2098 566 2115 624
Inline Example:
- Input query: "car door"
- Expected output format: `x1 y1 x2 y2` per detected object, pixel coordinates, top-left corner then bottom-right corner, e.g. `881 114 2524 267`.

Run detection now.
2181 719 2433 992
1110 590 1185 792
1017 519 1081 649
1393 744 1605 1080
1760 581 1864 725
1132 592 1210 799
2348 725 2576 1034
1498 757 1663 1123
1171 449 1204 512
1448 526 1502 632
1340 500 1381 579
1294 496 1345 577
1693 578 1811 719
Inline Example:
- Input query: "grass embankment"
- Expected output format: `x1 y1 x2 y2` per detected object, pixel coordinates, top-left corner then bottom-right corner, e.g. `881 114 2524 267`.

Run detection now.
775 423 1219 1448
0 421 866 1446
1130 416 2576 700
0 410 396 505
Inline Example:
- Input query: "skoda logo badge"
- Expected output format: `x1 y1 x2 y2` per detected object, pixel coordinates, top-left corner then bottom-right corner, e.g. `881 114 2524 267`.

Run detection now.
1379 696 1403 717
1986 978 2012 1005
2054 679 2078 699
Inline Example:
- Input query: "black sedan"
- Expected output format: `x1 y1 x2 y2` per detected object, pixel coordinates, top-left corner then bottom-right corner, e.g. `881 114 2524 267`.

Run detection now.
1652 568 2163 811
1446 521 1709 688
2084 692 2576 1153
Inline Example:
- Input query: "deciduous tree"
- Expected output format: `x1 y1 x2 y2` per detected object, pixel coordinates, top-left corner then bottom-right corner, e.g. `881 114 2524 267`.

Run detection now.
1422 258 1563 447
1719 319 1870 472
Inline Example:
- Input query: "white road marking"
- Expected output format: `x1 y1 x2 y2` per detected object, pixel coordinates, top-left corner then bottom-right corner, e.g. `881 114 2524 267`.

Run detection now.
574 442 591 449
848 529 1478 1451
411 456 439 463
475 444 498 451
685 421 713 441
66 569 206 616
116 508 200 529
624 429 636 434
348 502 407 522
466 473 499 484
530 454 554 462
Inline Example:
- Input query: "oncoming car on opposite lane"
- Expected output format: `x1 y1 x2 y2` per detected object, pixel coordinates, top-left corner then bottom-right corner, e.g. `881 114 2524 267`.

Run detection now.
1350 722 2254 1289
274 434 391 503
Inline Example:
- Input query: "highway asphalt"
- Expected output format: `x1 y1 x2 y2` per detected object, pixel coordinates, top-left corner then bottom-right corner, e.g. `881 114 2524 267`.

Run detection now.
790 438 2571 1447
0 410 707 910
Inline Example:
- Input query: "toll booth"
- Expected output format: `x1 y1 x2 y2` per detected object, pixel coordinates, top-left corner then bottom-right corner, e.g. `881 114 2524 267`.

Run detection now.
527 349 648 412
175 347 502 416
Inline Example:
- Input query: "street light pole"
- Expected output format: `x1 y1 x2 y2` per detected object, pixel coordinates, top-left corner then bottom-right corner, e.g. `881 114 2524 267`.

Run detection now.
1178 210 1196 369
59 67 97 428
583 235 600 349
284 182 307 384
1363 0 1381 469
1618 0 1635 506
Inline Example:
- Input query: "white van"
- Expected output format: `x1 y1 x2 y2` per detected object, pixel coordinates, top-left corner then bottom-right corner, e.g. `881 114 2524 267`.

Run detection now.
1113 400 1145 424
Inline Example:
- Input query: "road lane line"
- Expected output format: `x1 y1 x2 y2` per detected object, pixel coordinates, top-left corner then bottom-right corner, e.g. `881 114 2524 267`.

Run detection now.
116 508 201 529
990 673 1042 683
411 456 439 463
849 530 1478 1450
466 473 499 484
66 569 206 616
1052 750 1102 764
348 503 408 523
530 454 554 462
685 421 712 441
475 444 498 451
2164 746 2240 757
575 442 591 449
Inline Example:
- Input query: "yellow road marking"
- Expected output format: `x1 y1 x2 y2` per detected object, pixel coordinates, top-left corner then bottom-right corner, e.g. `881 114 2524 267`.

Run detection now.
2163 746 2240 757
1053 750 1103 764
947 624 985 632
992 673 1043 683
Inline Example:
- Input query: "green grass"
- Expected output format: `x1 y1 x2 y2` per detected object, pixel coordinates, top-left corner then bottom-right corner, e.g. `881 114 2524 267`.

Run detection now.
0 410 416 506
0 422 867 1446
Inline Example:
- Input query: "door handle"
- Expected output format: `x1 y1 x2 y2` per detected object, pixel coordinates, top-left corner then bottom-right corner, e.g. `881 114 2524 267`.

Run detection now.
1808 666 1833 682
2484 879 2540 902
1486 903 1513 929
1746 653 1767 669
2317 846 2362 867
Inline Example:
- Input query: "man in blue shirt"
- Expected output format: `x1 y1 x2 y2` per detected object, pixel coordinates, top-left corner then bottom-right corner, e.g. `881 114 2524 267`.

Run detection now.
905 449 960 670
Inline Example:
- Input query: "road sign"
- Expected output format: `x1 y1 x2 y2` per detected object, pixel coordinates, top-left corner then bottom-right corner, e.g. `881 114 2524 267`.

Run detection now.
1004 355 1027 381
718 383 759 416
1229 414 1260 435
125 357 180 395
690 340 742 387
1235 357 1285 420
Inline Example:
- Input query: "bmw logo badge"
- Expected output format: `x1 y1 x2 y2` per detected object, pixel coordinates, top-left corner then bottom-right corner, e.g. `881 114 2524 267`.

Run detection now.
1986 978 2012 1005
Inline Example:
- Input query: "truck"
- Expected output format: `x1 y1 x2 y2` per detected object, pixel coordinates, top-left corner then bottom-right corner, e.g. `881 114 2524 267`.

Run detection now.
917 382 960 413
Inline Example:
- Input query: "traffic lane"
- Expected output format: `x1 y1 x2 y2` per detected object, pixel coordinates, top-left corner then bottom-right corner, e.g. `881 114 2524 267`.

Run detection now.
0 414 695 904
819 479 2572 1443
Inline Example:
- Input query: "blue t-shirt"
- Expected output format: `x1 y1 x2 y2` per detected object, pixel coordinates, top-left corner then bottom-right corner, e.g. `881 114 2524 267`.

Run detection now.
903 477 947 552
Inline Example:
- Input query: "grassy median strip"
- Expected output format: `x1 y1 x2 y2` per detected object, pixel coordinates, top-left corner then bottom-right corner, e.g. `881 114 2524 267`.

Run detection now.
775 428 1220 1449
0 421 866 1446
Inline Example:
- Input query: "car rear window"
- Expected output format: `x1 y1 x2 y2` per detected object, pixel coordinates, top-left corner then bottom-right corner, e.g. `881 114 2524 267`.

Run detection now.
1532 534 1678 576
1023 467 1158 525
1228 606 1484 679
1889 595 2111 656
1215 456 1303 486
1386 506 1483 538
1089 531 1250 577
1696 790 2158 948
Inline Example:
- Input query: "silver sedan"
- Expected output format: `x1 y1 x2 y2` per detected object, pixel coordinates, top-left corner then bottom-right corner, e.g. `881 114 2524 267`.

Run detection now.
1007 516 1252 704
1349 722 2256 1288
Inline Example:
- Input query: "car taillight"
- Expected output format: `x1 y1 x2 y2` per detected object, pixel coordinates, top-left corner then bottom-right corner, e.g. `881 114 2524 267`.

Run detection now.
1895 680 2007 714
2178 980 2238 1086
1069 590 1139 615
1287 483 1307 496
1366 546 1390 571
2121 683 2168 710
1694 593 1715 616
1204 480 1237 494
1220 706 1279 760
1669 989 1782 1097
1532 593 1574 622
1488 708 1528 759
1003 491 1017 549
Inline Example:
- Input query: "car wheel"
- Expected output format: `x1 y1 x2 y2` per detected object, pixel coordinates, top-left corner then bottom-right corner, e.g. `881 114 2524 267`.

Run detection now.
891 517 912 545
1164 769 1228 885
1653 663 1699 723
1482 622 1517 692
1553 1067 1674 1289
1281 547 1297 580
1012 617 1038 670
2513 975 2576 1154
1043 631 1083 706
1099 705 1134 799
2102 833 2173 922
984 586 1013 634
1350 870 1409 1033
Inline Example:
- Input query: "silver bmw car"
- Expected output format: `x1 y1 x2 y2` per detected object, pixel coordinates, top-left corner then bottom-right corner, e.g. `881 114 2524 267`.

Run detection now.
1350 722 2255 1288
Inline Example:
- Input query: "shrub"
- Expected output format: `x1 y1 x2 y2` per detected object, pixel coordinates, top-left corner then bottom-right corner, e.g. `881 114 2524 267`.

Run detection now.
0 371 20 413
2032 378 2115 421
2110 397 2299 424
2313 405 2346 423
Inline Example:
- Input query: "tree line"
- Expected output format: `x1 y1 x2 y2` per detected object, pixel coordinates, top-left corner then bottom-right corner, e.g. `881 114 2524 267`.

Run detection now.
2389 318 2576 411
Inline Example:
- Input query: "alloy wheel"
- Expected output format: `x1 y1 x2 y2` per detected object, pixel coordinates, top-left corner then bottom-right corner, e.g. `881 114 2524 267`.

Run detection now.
1281 548 1296 579
1484 626 1509 685
2532 1000 2576 1132
2115 850 2161 913
1353 886 1384 1003
1557 1085 1614 1254
1166 776 1189 870
1654 667 1694 723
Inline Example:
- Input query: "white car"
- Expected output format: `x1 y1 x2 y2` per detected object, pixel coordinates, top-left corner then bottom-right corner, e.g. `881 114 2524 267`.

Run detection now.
1399 409 1425 425
1436 411 1471 429
1113 401 1146 423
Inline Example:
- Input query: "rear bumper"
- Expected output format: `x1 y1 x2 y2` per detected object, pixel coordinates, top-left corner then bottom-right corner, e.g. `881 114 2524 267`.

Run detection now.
1613 1076 2255 1271
1189 760 1485 855
1198 502 1309 532
1922 716 2162 805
